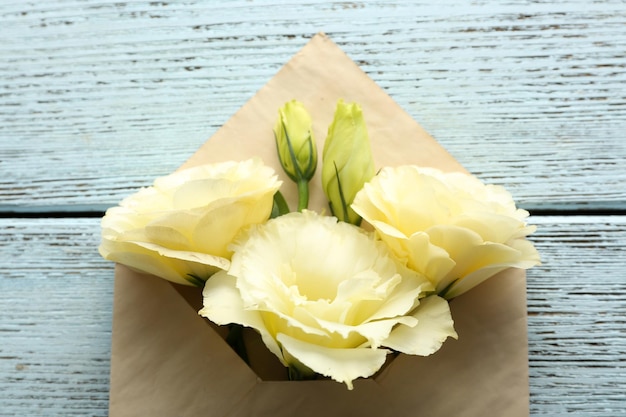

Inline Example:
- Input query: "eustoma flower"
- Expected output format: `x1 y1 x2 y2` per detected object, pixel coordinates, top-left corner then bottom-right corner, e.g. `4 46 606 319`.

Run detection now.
274 100 317 211
199 211 457 389
322 100 375 225
99 158 281 286
352 166 541 299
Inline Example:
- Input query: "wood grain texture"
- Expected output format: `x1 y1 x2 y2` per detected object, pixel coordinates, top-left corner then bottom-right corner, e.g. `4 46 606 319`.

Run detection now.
1 216 625 416
1 1 625 212
0 219 113 416
527 216 626 415
1 1 625 416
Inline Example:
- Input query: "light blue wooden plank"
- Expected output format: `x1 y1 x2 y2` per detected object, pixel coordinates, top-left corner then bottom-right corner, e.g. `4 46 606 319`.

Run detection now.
1 0 625 211
0 219 113 417
1 216 626 415
527 216 626 415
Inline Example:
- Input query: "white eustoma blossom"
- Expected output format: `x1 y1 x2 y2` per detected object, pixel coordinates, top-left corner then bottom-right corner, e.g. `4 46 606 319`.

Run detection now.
352 165 541 299
199 211 457 389
99 158 281 286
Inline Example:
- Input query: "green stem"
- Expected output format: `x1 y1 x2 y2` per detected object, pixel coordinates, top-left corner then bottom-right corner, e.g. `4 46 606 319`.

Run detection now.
296 179 309 212
225 324 249 365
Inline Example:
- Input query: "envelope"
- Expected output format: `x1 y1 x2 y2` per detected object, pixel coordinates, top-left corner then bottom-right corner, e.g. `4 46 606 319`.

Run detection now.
108 33 529 417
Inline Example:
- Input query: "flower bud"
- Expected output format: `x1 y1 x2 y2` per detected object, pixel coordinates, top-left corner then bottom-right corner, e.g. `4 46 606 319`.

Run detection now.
322 100 375 225
273 100 317 183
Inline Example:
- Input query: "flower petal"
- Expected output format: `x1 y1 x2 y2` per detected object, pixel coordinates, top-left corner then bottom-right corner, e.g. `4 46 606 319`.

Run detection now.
199 271 283 361
98 239 226 285
200 271 262 329
405 232 456 287
383 295 457 356
277 333 389 390
133 241 230 270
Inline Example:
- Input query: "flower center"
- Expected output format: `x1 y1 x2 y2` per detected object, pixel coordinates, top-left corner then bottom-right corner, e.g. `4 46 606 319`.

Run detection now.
281 262 337 302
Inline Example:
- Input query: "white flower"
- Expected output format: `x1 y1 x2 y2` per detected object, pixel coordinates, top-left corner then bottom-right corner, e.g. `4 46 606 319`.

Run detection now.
352 165 541 299
99 158 281 285
199 211 456 389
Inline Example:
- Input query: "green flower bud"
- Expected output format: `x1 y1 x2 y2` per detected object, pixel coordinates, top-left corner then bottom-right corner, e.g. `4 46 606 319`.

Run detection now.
322 100 375 225
273 100 317 183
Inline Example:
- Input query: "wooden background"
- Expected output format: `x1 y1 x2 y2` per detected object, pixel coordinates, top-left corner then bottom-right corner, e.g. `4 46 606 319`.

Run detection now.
1 1 625 415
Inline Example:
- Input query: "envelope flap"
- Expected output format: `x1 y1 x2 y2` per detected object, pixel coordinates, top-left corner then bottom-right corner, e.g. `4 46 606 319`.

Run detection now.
181 33 466 211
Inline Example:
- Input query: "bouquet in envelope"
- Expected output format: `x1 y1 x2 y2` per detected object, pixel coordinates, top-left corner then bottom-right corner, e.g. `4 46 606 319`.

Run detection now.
99 34 540 417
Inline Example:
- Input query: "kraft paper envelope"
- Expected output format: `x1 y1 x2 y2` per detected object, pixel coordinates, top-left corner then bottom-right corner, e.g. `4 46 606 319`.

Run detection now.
109 33 530 417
